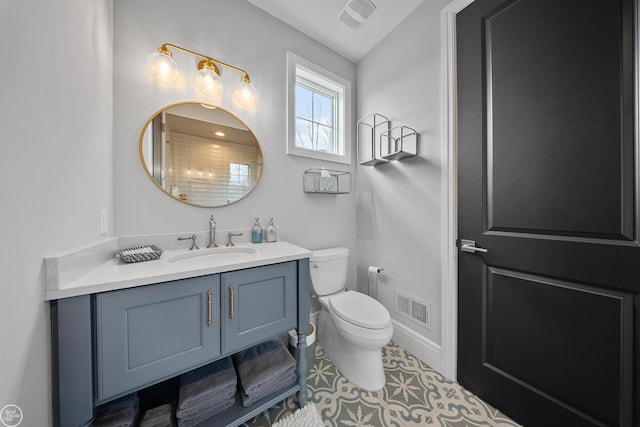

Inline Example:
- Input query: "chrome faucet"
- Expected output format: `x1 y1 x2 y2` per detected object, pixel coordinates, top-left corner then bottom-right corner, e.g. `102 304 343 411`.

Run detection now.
178 234 199 250
226 232 243 247
208 215 218 248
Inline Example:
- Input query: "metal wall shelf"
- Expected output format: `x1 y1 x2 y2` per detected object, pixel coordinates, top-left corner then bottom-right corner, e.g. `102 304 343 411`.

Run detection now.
357 113 418 166
303 168 351 194
357 113 390 166
381 126 417 160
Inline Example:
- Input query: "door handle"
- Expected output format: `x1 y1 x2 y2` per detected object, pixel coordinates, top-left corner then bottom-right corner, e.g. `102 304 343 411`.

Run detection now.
207 291 212 326
461 239 488 254
229 286 235 319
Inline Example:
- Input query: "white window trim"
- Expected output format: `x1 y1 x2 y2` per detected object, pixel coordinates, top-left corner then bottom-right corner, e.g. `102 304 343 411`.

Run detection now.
286 51 352 164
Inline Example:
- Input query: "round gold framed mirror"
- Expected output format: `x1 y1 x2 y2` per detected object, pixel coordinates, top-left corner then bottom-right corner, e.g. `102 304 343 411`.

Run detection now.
139 102 263 207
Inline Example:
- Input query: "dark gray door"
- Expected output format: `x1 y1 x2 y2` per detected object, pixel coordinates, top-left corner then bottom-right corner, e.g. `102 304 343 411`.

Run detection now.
456 0 639 425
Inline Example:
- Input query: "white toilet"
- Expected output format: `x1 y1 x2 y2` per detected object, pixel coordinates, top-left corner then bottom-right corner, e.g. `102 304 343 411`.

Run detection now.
309 247 393 390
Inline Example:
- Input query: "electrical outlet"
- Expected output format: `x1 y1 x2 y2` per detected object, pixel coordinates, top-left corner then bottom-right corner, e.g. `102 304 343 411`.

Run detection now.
99 210 108 236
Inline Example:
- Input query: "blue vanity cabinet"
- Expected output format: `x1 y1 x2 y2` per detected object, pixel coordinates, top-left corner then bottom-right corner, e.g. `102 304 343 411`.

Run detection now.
95 275 221 401
51 257 310 427
221 261 297 354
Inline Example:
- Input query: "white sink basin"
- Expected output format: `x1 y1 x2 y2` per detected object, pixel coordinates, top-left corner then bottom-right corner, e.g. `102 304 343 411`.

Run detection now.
167 247 257 264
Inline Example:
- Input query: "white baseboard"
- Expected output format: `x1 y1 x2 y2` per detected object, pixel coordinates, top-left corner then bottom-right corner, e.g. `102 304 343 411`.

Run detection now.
391 320 443 375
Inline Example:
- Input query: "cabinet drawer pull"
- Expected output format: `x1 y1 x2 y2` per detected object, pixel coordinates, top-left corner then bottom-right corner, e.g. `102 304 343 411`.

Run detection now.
207 291 212 326
229 286 235 319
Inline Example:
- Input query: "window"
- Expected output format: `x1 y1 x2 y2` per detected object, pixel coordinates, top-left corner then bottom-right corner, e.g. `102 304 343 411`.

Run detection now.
287 52 352 164
229 162 250 187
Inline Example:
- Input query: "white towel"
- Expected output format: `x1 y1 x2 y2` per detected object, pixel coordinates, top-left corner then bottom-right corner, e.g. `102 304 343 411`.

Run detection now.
272 404 324 427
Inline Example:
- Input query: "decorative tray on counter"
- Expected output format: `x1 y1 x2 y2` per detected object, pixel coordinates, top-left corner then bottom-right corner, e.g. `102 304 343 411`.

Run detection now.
116 245 163 263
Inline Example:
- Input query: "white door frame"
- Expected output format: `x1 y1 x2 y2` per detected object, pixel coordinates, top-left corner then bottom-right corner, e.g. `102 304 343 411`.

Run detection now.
439 0 477 381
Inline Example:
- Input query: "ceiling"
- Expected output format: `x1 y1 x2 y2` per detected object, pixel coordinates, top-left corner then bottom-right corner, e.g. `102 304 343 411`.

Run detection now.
245 0 425 62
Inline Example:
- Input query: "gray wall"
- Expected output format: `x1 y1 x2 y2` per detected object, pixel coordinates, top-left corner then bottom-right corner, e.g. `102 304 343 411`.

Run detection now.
0 0 113 425
112 0 358 264
356 0 452 357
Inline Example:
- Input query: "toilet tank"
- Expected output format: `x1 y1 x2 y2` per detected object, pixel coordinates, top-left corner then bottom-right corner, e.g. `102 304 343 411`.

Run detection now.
309 247 349 296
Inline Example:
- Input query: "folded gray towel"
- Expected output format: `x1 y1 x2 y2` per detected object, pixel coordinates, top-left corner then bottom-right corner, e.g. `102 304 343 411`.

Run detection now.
176 395 236 427
176 387 235 419
233 339 297 396
240 371 297 407
178 357 237 410
240 364 296 397
139 402 176 427
93 394 139 427
177 383 235 411
93 409 136 427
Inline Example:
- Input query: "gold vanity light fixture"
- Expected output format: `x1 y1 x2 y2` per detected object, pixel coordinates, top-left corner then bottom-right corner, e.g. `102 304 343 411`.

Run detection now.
146 43 257 108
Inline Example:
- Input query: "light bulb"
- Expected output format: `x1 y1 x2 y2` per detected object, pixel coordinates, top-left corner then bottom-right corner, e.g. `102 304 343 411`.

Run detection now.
146 51 178 85
233 79 258 110
195 61 223 100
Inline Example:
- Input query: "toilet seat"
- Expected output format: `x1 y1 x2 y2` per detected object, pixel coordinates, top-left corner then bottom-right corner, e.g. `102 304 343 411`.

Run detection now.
328 291 391 330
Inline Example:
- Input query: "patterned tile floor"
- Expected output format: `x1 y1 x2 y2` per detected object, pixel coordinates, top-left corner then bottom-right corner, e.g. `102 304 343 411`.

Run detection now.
244 341 522 427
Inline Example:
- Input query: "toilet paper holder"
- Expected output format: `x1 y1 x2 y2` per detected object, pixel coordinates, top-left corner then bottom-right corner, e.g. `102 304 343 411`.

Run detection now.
368 266 383 274
368 266 383 299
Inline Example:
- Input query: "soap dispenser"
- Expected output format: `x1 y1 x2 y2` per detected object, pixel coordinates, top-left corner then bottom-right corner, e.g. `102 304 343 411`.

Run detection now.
265 217 277 243
251 218 263 243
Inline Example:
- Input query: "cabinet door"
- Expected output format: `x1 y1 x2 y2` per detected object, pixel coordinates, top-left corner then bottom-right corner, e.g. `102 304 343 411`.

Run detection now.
96 275 220 401
222 262 297 354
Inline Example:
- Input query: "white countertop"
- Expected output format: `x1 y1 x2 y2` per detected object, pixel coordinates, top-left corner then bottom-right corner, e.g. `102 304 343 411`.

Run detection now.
45 241 311 301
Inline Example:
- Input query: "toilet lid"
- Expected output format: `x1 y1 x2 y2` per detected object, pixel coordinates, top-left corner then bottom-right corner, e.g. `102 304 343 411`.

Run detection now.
329 292 391 329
